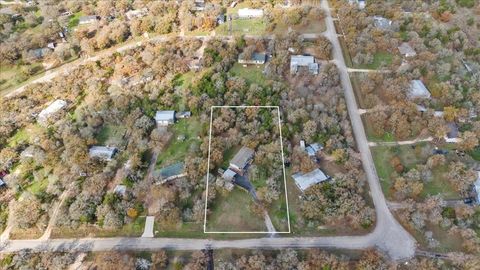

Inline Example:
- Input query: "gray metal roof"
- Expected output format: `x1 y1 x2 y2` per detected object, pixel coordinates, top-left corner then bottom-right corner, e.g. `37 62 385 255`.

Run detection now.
409 80 431 99
291 55 315 66
89 146 117 160
292 168 329 191
373 16 392 30
398 43 416 57
79 15 98 23
155 111 175 122
230 146 254 170
155 162 185 180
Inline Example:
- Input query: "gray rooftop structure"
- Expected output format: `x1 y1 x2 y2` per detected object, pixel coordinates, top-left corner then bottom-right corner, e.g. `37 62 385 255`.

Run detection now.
305 143 323 157
292 168 330 191
38 99 67 126
155 110 176 126
89 146 117 161
229 146 254 174
79 15 99 25
398 43 416 57
238 52 267 65
153 162 186 183
290 55 319 75
373 16 392 30
409 80 431 99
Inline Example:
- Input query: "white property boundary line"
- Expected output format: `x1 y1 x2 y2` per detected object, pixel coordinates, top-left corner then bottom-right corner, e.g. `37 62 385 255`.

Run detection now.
203 105 291 234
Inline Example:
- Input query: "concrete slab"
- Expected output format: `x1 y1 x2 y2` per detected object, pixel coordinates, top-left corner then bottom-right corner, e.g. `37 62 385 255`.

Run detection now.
141 216 155 238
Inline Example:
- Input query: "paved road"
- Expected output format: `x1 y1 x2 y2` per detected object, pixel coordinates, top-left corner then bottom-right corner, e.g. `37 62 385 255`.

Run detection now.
320 0 416 259
0 1 416 260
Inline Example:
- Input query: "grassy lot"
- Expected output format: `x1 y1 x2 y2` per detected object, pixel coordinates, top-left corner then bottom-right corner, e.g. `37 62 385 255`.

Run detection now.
270 18 326 35
469 146 480 161
228 63 269 87
156 118 203 167
7 124 44 147
0 64 45 93
68 12 84 30
95 124 127 146
216 18 267 36
205 187 265 232
52 217 146 238
356 52 393 70
371 143 460 200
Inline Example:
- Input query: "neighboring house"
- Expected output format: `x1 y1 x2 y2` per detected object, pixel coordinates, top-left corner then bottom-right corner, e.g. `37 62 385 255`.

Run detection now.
408 80 431 99
238 52 267 65
229 146 255 175
153 162 186 184
292 168 330 192
125 8 147 20
290 55 319 75
89 146 117 161
222 168 237 182
79 15 99 25
37 99 67 126
238 8 264 19
373 16 392 30
176 111 191 119
155 110 176 126
398 43 416 58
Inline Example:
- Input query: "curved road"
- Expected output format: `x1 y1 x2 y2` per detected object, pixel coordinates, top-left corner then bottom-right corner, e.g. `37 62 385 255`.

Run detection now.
0 0 416 260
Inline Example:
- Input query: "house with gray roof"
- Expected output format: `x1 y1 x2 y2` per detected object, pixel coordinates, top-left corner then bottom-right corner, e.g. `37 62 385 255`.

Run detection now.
305 143 323 158
292 168 330 192
38 99 67 126
153 162 186 184
229 146 254 175
155 110 176 126
409 80 431 99
290 55 319 75
238 52 267 65
89 146 117 161
398 43 416 58
79 15 99 25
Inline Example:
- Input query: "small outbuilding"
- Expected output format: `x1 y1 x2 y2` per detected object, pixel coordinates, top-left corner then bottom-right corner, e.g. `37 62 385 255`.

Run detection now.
238 52 267 65
398 43 416 58
153 162 186 184
89 146 117 161
292 168 330 192
79 15 99 25
155 110 176 126
38 99 67 126
409 80 431 99
373 16 392 30
222 168 237 182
